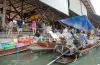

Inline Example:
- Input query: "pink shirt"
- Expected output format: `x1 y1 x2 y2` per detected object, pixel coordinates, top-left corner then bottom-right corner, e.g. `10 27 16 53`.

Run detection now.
32 23 36 28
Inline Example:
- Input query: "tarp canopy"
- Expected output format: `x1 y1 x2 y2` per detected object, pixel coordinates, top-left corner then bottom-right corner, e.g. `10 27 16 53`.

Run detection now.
58 15 96 33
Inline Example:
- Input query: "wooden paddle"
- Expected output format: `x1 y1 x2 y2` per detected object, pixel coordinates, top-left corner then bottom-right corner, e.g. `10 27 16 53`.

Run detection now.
47 51 68 65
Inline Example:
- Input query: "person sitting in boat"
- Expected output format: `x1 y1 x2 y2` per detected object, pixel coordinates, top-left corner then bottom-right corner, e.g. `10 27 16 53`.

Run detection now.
72 32 84 49
65 32 77 56
77 32 88 48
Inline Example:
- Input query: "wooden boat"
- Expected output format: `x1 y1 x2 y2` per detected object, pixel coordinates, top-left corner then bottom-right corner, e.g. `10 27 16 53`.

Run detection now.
0 44 30 57
79 42 100 56
54 42 100 65
55 55 76 64
27 42 55 52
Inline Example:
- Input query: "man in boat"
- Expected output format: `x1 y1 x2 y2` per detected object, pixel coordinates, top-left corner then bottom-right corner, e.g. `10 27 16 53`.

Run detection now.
75 32 88 49
59 31 77 56
65 37 77 56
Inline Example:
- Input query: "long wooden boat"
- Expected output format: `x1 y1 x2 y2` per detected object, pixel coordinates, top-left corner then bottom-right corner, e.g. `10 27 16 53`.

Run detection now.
55 55 76 64
0 44 30 57
79 42 100 56
27 42 55 52
54 42 100 64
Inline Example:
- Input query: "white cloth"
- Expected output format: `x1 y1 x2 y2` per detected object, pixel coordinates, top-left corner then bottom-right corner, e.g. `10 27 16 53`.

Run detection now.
49 31 59 40
63 28 68 33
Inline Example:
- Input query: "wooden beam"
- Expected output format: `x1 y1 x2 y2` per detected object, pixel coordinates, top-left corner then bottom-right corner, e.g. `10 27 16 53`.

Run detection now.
8 0 21 17
12 13 18 19
21 0 24 19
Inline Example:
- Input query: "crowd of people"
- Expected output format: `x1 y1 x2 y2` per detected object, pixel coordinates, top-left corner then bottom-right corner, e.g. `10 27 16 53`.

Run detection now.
3 17 51 38
47 26 99 55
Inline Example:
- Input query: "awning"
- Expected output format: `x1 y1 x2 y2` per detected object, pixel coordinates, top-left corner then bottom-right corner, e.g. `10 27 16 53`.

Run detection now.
58 15 96 33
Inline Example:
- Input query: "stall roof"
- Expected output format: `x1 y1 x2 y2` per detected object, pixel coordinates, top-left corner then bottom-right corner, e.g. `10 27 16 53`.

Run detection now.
0 0 97 19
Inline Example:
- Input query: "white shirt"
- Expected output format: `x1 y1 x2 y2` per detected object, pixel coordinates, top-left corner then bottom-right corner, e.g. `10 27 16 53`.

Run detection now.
8 21 14 27
63 28 68 33
46 26 52 33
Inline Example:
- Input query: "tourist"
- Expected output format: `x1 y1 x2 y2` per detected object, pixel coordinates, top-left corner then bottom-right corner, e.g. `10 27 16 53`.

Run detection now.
17 18 23 36
31 21 37 35
8 19 14 37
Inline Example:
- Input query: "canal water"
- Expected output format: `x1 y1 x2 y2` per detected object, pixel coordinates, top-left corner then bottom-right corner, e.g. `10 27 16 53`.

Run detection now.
0 47 100 65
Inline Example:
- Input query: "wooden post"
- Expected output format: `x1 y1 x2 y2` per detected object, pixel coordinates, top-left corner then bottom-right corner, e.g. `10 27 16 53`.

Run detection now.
2 0 6 28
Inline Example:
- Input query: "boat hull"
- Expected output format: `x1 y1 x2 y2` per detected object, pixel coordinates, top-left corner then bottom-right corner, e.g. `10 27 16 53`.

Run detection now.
0 45 29 57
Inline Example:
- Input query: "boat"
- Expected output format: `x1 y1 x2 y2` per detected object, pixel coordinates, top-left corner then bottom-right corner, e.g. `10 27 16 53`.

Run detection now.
0 36 34 57
27 42 55 52
0 44 30 57
79 42 100 56
54 42 100 65
55 55 76 64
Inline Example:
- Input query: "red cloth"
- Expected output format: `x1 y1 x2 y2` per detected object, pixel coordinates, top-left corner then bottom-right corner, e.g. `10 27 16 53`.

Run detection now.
18 38 34 45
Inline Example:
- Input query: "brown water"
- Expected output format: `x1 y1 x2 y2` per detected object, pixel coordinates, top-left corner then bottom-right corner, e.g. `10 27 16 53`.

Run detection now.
0 47 100 65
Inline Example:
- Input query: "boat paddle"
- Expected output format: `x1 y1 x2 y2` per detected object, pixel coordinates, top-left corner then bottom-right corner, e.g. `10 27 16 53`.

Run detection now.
47 51 68 65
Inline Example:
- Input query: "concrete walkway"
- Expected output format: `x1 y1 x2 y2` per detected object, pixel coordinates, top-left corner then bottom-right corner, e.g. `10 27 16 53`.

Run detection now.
0 32 33 38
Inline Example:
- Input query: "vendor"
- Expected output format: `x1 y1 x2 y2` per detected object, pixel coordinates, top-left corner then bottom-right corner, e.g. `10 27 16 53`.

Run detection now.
65 36 76 55
73 32 84 49
8 19 14 37
89 29 94 40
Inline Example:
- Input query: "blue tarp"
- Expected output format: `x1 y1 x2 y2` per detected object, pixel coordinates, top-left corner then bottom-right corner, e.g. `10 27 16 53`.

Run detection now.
58 15 96 33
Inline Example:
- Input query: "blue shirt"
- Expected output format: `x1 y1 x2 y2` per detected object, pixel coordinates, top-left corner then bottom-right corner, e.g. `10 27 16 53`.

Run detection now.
17 20 22 27
78 34 88 44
